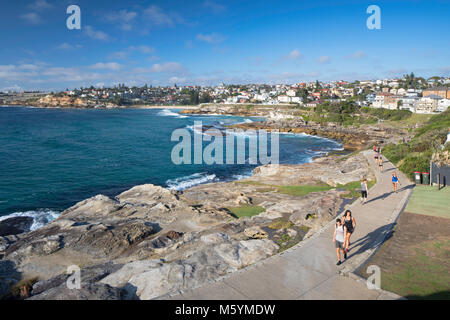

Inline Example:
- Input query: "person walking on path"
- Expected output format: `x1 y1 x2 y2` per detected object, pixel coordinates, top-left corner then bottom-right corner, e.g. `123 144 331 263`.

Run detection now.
361 178 369 204
373 145 378 163
333 218 347 265
392 171 401 193
343 210 356 254
378 155 383 172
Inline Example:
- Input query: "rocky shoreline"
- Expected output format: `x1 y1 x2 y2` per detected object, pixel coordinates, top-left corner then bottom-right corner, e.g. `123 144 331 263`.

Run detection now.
0 149 377 300
0 104 398 300
181 104 404 151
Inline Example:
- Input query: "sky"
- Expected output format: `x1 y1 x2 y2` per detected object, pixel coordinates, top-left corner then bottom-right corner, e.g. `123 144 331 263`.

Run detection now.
0 0 449 91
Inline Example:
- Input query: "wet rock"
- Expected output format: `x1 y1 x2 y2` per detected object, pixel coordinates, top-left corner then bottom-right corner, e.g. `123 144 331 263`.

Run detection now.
0 217 33 236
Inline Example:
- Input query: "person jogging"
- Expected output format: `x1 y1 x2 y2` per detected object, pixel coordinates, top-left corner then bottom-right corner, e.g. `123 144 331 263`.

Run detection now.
333 218 347 265
343 210 356 255
361 178 369 204
392 171 401 192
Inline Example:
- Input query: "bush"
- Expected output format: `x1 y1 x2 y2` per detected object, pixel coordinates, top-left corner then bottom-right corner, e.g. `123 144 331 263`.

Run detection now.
382 143 409 164
399 152 432 179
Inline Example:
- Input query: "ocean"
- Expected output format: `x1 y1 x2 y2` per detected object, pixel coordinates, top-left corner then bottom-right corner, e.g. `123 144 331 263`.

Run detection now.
0 106 342 229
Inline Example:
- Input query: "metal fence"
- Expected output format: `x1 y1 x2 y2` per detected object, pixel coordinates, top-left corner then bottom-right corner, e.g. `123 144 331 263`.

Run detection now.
431 162 450 187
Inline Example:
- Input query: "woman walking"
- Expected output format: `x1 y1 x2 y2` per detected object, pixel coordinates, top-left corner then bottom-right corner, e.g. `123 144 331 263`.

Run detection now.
392 171 401 193
378 155 383 172
361 178 369 204
333 218 347 265
343 210 356 254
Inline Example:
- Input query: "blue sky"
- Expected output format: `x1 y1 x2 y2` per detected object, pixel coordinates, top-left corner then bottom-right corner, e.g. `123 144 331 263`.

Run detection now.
1 0 449 91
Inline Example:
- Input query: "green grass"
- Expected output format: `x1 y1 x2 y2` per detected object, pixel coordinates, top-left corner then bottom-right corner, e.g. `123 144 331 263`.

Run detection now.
277 184 333 196
234 180 269 186
405 186 450 219
268 219 294 230
381 239 450 300
386 113 433 127
337 180 376 199
227 205 266 219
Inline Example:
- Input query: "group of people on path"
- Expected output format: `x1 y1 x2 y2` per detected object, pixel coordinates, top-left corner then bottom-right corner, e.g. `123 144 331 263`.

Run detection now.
332 147 402 265
373 145 384 172
333 210 356 265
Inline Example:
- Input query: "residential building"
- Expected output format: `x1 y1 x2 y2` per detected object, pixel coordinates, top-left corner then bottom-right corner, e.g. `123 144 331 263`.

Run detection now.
423 87 450 99
399 96 419 112
437 99 450 112
373 93 397 110
416 95 442 114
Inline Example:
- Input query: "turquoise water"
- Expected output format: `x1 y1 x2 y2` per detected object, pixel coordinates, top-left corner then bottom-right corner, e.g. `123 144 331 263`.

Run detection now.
0 106 341 228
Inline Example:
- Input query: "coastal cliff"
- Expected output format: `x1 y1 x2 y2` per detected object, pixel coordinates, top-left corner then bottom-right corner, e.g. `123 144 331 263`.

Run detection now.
0 151 375 300
7 94 118 109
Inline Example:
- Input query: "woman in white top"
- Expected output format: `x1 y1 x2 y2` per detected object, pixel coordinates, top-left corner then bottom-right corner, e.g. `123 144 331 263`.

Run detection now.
333 218 347 265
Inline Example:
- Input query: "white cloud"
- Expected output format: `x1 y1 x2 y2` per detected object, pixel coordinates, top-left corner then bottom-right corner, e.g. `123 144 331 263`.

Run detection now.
89 63 122 71
317 56 331 64
129 45 155 54
143 5 174 26
104 10 138 31
204 1 226 13
148 56 160 62
1 84 24 92
134 62 188 75
348 51 367 59
150 62 187 73
28 0 53 11
56 43 82 50
285 49 303 60
20 12 43 25
196 33 225 44
108 46 155 60
85 26 110 41
18 64 41 71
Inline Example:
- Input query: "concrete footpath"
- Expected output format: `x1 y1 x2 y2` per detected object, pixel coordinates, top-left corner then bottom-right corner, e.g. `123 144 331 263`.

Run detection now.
164 150 413 300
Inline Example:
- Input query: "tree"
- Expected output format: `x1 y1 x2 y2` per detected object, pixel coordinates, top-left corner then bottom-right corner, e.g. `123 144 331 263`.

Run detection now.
315 80 321 89
297 88 309 102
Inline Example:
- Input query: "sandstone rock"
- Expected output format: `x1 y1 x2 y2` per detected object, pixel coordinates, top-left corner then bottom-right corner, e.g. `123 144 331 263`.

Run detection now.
244 226 268 239
28 282 124 300
235 193 252 205
200 233 231 244
102 239 278 300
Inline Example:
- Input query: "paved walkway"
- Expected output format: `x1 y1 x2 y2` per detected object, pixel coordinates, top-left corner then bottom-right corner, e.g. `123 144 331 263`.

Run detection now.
164 150 414 300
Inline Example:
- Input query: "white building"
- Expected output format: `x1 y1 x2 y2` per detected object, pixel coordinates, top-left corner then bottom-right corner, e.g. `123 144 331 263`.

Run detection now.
437 99 450 112
399 96 419 112
277 95 290 103
286 89 297 97
416 95 442 114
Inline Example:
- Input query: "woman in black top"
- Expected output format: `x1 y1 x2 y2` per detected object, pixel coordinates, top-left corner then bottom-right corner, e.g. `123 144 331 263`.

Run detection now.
343 210 356 256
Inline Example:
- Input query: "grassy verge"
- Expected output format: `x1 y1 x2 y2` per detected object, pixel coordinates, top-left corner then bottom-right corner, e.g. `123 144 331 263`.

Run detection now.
337 180 376 199
277 184 333 196
227 205 265 219
381 239 450 299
